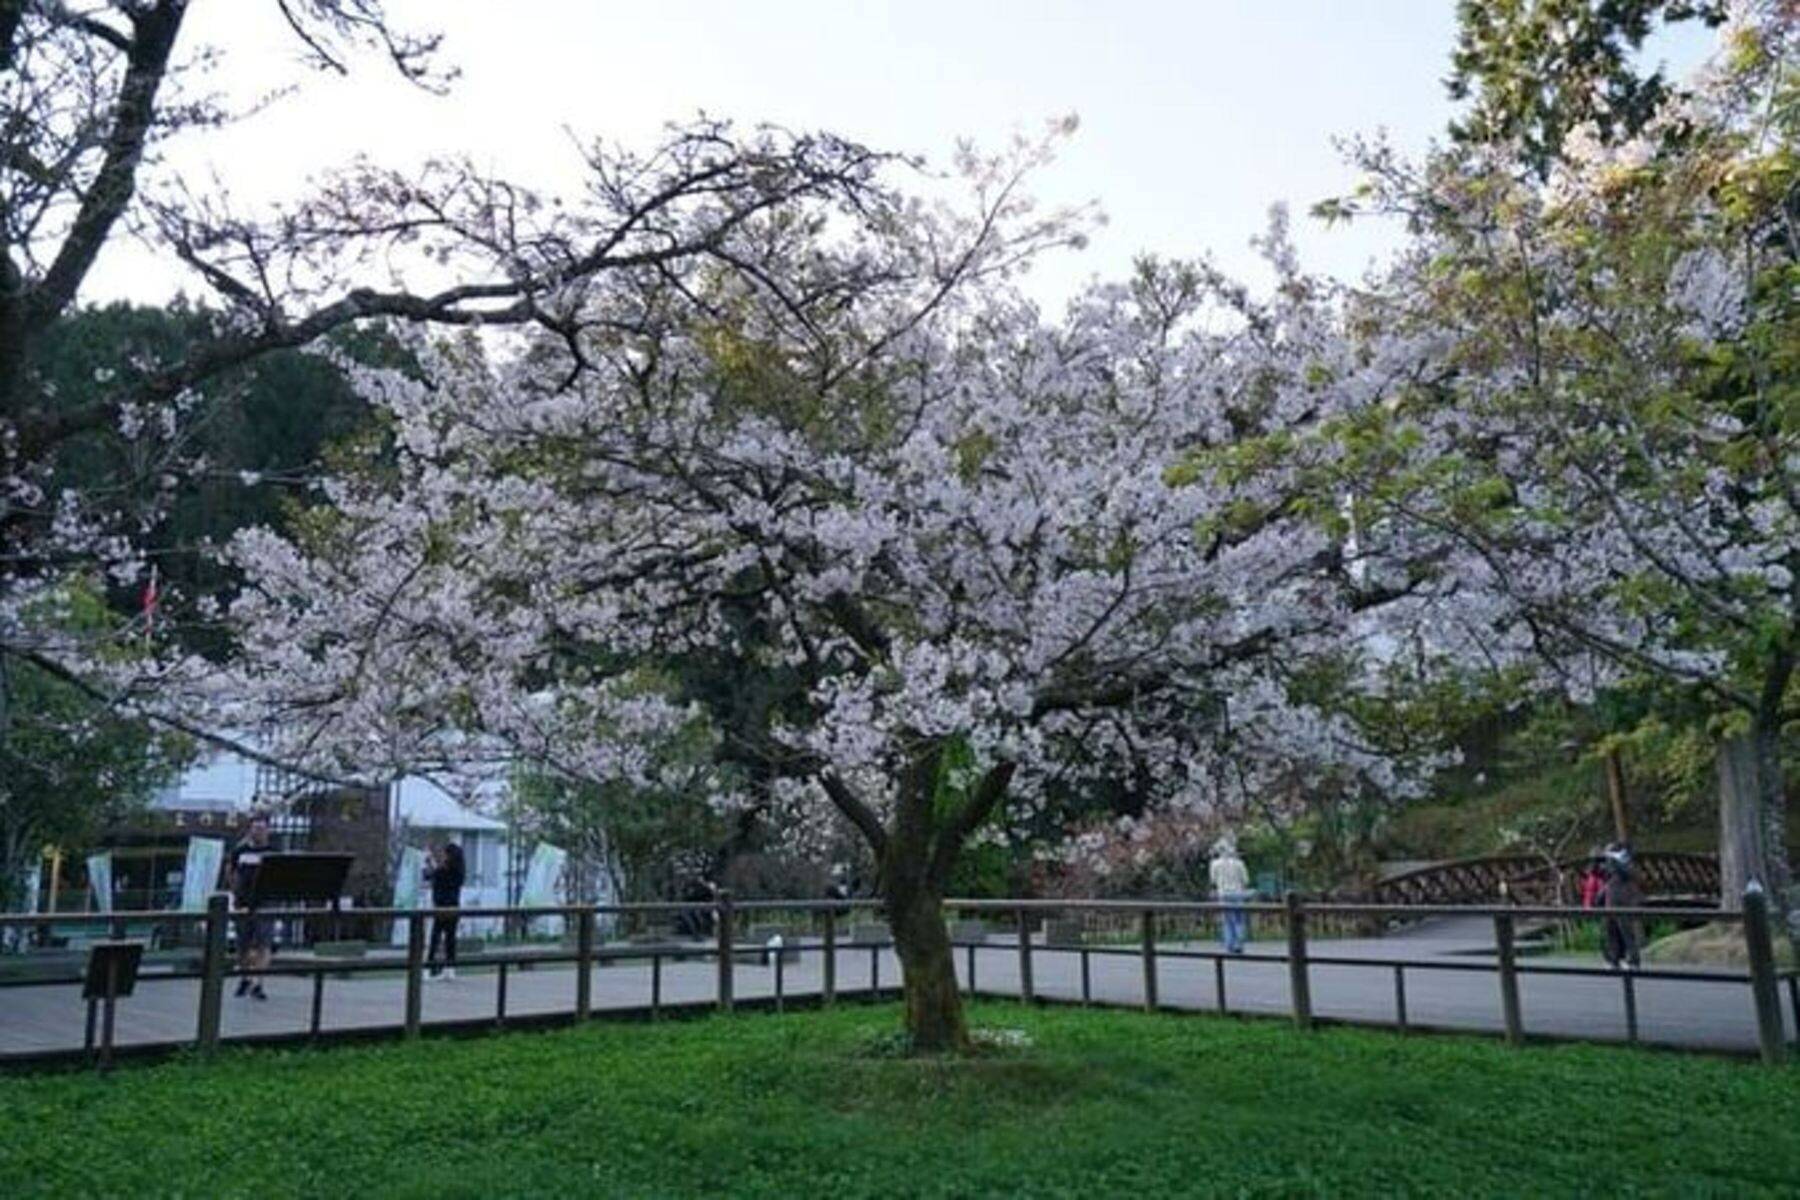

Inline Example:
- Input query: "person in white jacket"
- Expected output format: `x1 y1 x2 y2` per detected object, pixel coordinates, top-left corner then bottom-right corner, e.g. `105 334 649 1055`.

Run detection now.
1209 838 1251 954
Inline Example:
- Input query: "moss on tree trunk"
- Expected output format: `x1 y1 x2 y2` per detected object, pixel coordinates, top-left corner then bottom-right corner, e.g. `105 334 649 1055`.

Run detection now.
826 744 1014 1055
1717 727 1798 962
888 884 967 1052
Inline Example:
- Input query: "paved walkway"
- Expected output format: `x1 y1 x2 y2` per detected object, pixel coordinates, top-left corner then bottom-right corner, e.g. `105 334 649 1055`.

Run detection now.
3 931 1793 1063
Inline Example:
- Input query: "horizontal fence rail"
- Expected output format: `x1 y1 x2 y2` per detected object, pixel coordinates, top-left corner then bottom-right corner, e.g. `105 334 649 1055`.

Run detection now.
0 890 1791 1069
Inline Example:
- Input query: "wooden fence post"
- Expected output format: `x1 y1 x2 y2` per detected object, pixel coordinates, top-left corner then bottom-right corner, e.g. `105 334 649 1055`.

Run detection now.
1495 911 1524 1047
195 892 229 1053
404 913 424 1039
1743 883 1787 1067
575 908 595 1020
1141 908 1158 1011
97 953 121 1073
716 889 734 1012
822 904 838 1007
1285 891 1312 1031
1017 906 1035 1003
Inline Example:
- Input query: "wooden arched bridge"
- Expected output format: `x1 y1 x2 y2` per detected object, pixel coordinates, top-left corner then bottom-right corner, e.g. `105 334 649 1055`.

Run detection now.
1371 852 1720 907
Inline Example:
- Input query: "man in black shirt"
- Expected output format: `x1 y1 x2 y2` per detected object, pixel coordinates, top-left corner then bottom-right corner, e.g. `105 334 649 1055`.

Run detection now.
230 817 274 999
424 842 466 980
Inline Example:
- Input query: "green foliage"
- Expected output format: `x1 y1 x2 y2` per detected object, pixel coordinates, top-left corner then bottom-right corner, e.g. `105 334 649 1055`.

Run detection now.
2 1004 1796 1197
942 840 1013 898
32 303 395 654
0 583 191 908
1314 7 1800 875
930 733 977 824
1388 751 1611 860
696 319 903 455
1381 699 1800 861
1447 0 1729 178
511 773 719 903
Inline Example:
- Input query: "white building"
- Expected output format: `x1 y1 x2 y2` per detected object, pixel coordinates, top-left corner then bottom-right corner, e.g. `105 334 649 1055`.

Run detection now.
8 746 617 930
150 748 533 924
391 775 514 934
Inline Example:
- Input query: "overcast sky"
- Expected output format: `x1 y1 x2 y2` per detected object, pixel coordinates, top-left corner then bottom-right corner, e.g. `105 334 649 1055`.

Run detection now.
91 0 1715 311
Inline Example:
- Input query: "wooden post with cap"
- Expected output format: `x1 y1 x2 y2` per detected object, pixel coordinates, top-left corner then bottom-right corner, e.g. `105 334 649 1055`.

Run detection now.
1744 882 1787 1067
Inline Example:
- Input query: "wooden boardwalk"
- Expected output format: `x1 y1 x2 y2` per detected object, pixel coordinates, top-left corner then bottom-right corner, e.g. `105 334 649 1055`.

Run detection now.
3 933 1793 1062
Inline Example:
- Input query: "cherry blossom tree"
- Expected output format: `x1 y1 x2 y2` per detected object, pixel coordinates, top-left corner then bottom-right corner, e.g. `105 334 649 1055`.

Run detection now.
1 1 915 745
223 154 1431 1047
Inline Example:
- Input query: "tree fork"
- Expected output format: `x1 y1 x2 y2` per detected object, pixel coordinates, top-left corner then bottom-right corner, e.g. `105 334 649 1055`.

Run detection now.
863 746 1013 1053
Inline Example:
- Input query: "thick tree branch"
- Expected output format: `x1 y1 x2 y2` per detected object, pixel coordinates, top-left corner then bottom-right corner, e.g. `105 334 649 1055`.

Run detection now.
16 148 882 455
45 3 132 53
22 0 186 334
7 645 371 791
1029 628 1279 718
820 771 887 856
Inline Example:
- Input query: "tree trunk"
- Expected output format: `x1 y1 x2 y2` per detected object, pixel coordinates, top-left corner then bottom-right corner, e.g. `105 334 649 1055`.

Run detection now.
874 743 979 1054
1 842 24 915
1604 748 1630 843
1 821 37 915
886 881 967 1052
1750 725 1791 870
1718 734 1769 911
1748 724 1797 955
1718 728 1798 959
822 747 1014 1054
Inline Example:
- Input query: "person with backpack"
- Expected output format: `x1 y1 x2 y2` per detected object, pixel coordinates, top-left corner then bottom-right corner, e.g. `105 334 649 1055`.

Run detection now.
1600 842 1643 971
424 841 467 980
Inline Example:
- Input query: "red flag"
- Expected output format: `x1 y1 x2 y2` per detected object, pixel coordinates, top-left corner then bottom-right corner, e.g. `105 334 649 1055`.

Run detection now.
141 565 159 637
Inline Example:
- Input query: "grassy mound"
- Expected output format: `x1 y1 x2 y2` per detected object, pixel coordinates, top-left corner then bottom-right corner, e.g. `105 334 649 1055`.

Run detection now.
1646 921 1796 969
1 1003 1795 1197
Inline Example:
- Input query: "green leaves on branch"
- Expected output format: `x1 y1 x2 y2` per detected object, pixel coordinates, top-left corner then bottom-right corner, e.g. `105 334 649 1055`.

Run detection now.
1447 0 1729 178
931 733 979 826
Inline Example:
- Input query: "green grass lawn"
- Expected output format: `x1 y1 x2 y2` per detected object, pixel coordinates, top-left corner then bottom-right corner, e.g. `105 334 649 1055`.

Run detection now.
2 1004 1795 1198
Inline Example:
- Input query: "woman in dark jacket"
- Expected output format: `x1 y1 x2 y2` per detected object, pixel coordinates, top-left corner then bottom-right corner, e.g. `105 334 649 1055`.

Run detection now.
424 842 467 980
1601 843 1643 971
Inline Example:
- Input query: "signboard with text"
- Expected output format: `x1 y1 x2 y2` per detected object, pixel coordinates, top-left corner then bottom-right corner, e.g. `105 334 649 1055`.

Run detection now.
520 843 567 937
390 846 426 946
86 853 112 912
180 838 225 911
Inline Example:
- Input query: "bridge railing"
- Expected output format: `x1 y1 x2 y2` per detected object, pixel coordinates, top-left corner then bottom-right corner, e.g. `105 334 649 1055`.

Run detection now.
1370 852 1723 908
0 888 1791 1070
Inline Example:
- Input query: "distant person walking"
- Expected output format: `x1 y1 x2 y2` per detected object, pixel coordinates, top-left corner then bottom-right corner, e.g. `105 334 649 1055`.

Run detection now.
1210 838 1251 955
1600 842 1643 971
229 816 274 1000
675 877 716 939
826 865 853 904
424 842 466 980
